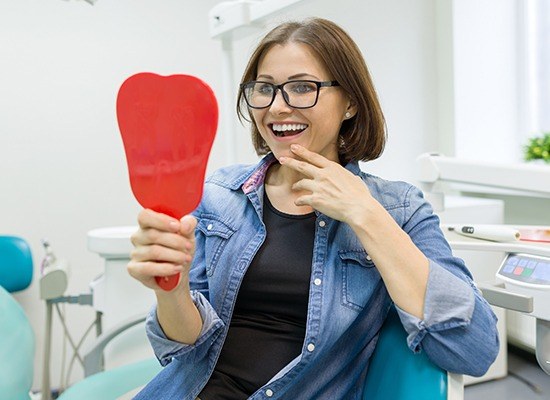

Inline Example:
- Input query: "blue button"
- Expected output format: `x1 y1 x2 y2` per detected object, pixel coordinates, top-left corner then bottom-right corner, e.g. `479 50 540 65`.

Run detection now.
502 264 515 274
518 258 528 267
507 256 519 266
531 263 550 283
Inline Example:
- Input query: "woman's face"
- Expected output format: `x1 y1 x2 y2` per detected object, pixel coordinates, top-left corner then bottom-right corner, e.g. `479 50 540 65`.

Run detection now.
250 42 354 163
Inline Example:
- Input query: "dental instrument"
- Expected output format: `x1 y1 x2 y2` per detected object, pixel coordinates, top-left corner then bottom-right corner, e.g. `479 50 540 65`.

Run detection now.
447 225 520 242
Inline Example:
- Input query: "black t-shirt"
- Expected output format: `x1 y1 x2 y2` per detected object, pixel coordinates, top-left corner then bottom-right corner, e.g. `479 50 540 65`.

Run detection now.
199 193 316 399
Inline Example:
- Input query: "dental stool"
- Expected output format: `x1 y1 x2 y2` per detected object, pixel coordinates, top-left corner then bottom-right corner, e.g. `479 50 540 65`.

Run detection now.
0 235 34 400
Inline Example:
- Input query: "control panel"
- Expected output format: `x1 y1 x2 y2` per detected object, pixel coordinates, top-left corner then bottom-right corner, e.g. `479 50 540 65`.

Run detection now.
497 253 550 287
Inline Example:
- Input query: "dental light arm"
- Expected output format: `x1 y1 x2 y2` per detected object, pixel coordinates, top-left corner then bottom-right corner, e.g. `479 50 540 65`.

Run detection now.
208 0 309 38
416 153 550 210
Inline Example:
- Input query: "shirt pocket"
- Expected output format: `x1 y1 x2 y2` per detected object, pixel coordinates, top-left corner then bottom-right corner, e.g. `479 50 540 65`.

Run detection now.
197 215 236 277
339 250 381 312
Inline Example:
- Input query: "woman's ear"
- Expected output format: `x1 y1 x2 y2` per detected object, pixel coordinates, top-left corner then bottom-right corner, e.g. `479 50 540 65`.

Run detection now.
344 101 358 120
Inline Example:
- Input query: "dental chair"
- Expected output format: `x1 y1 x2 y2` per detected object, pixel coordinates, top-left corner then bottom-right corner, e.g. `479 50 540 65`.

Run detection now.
363 306 463 400
0 235 34 400
0 235 161 400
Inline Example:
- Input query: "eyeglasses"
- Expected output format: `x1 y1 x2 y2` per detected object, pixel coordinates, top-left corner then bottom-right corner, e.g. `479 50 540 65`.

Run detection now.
240 80 340 109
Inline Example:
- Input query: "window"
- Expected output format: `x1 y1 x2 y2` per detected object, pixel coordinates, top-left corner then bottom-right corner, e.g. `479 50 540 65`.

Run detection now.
521 0 550 138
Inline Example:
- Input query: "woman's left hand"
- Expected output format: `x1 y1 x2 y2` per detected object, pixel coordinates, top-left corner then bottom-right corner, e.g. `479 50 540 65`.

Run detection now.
279 144 377 225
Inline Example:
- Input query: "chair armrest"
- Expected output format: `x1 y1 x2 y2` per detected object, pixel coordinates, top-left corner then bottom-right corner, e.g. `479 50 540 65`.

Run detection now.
448 373 464 400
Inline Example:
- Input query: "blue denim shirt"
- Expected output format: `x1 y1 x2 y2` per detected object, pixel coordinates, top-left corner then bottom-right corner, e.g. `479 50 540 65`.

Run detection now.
136 154 499 400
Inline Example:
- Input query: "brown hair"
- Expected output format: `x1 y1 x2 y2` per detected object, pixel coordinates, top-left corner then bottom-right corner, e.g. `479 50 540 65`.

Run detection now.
237 18 386 163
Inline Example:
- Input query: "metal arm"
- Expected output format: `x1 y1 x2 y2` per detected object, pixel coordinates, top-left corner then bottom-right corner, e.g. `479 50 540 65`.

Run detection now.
83 313 147 377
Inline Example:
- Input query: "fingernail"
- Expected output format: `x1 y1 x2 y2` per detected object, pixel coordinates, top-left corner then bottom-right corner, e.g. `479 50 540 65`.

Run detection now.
279 156 287 163
169 221 179 231
290 144 299 151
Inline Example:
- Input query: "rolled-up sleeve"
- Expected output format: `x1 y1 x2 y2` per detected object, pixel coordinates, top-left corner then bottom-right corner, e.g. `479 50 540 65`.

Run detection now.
396 261 499 377
146 290 225 367
396 260 474 351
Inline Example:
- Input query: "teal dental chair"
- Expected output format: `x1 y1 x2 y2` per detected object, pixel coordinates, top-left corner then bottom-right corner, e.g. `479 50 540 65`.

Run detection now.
0 235 161 400
1 235 462 399
0 235 35 400
364 306 463 399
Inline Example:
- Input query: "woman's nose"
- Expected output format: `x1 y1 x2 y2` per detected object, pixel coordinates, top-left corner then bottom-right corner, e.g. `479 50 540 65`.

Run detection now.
269 88 292 114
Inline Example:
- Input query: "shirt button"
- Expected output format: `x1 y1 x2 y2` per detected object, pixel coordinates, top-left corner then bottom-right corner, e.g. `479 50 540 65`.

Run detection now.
366 255 372 261
207 224 213 231
307 343 315 352
318 220 326 227
314 278 322 286
265 389 274 397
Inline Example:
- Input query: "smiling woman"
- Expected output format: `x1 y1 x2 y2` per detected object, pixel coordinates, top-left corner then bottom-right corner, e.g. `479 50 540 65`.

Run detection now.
127 17 500 400
237 19 386 165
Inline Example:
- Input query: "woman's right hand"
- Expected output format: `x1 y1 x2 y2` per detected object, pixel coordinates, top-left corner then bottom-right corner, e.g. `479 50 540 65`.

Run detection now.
128 209 197 292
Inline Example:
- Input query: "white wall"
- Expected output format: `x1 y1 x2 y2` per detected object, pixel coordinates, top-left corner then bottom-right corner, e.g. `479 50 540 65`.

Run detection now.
1 0 442 392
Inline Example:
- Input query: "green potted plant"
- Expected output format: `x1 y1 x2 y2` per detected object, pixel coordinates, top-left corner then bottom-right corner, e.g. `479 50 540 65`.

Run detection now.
524 132 550 164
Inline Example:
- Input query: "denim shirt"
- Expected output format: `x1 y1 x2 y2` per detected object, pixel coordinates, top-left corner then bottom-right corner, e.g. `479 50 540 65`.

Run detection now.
136 154 499 400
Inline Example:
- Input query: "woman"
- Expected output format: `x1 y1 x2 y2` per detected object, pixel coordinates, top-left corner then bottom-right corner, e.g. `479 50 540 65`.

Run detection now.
129 18 499 400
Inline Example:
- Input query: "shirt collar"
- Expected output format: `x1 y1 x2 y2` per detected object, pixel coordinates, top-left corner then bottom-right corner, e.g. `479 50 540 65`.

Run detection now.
236 153 361 194
242 153 278 194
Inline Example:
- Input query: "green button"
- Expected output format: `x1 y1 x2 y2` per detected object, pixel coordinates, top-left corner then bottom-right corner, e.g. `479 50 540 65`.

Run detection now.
522 268 534 277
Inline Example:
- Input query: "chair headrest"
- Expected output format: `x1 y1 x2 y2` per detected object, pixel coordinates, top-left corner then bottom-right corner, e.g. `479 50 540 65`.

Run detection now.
0 236 33 293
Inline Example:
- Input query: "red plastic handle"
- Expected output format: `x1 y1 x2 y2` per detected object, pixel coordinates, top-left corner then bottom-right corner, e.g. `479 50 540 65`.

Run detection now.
155 274 180 291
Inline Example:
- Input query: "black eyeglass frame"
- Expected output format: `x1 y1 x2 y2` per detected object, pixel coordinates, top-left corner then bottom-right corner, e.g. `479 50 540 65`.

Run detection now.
240 80 340 109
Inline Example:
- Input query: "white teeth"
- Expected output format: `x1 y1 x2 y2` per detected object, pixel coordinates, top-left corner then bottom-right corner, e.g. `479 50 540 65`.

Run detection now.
272 123 307 132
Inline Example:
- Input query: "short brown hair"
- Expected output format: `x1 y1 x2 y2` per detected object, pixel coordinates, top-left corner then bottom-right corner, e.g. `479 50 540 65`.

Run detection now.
237 18 387 163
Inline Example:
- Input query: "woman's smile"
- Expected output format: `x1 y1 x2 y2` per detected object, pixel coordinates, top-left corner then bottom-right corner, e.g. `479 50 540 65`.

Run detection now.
269 122 308 139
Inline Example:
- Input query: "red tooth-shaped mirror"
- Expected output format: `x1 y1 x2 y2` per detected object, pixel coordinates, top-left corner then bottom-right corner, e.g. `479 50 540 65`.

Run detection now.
117 73 218 290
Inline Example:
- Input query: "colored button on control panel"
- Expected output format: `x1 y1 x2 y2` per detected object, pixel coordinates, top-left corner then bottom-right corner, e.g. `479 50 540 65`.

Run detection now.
518 258 528 267
503 264 515 274
507 257 519 266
